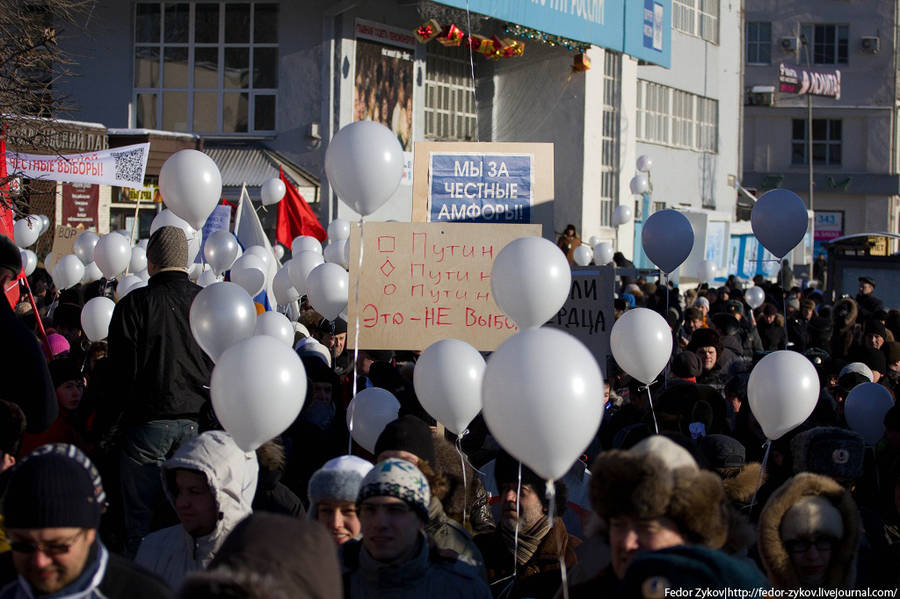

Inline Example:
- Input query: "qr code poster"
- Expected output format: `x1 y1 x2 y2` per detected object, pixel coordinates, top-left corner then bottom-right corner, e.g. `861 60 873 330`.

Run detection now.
6 142 150 190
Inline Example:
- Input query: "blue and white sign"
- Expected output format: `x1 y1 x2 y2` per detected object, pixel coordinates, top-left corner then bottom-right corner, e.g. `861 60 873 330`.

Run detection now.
436 0 670 67
428 153 533 223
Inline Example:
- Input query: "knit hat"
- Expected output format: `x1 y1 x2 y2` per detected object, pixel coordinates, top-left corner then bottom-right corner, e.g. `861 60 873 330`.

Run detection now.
699 434 746 470
357 458 430 522
786 297 800 311
44 333 71 358
4 444 105 529
886 341 900 364
780 495 844 541
295 338 331 368
619 546 768 598
334 317 348 335
307 456 373 515
147 226 188 270
864 320 887 340
49 357 82 388
791 427 865 481
838 362 873 382
694 297 710 310
0 401 26 457
671 352 701 378
0 235 21 275
374 415 436 465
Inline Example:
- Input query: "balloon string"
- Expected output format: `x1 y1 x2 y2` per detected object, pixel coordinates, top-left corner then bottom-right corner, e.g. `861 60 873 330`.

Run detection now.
545 480 569 599
748 439 771 514
663 272 670 389
645 385 659 434
782 293 789 350
349 217 365 454
513 461 521 580
464 0 478 143
455 432 468 528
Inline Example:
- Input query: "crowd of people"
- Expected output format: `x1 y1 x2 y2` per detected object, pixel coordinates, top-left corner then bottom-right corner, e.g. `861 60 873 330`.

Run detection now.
0 226 898 598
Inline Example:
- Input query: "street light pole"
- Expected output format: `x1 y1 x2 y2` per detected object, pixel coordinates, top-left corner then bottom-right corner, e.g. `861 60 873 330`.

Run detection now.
801 34 816 265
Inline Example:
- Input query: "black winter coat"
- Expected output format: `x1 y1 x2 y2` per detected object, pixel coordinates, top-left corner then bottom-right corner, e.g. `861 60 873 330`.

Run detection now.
107 271 213 424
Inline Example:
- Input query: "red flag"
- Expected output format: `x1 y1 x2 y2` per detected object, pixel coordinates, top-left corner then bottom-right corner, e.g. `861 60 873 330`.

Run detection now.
276 167 326 246
0 126 21 308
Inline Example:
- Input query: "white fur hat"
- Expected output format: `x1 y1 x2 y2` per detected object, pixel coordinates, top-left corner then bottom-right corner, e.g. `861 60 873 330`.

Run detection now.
779 495 844 541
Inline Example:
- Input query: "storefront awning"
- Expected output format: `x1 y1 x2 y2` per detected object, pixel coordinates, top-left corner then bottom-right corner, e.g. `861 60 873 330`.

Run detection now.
202 143 320 203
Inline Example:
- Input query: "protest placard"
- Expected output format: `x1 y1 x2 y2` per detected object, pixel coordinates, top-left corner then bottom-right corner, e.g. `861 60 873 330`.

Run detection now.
411 142 553 234
52 225 82 257
347 221 540 350
545 265 616 376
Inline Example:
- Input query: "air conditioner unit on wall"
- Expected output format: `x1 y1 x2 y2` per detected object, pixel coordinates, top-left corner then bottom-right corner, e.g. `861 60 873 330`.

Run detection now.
781 37 800 52
861 36 880 54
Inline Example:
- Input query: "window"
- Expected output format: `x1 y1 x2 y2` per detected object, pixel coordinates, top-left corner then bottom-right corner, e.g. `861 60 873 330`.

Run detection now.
424 44 477 141
599 51 621 227
673 0 718 43
637 80 718 153
792 119 842 166
133 2 278 134
746 22 771 64
800 24 849 65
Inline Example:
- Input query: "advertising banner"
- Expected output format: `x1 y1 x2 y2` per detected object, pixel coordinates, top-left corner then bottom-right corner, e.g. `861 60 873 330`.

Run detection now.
6 143 151 189
779 63 841 99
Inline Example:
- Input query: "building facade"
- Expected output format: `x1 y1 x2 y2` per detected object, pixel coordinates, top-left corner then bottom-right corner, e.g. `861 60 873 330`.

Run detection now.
742 0 900 257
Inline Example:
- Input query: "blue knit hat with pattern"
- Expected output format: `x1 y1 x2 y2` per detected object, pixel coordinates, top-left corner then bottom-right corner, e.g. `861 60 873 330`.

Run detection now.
357 458 430 521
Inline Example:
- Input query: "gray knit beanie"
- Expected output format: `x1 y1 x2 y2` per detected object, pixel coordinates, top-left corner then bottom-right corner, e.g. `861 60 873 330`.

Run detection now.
147 226 188 269
307 455 373 517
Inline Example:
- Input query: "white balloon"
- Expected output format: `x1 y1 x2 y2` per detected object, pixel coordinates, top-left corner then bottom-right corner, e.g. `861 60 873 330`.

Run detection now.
273 244 285 261
346 388 401 453
612 205 633 226
593 242 614 265
204 230 240 275
136 269 150 282
287 250 324 295
52 255 85 290
573 245 593 266
306 262 348 320
697 260 717 283
211 335 306 451
255 311 295 346
73 231 100 265
13 216 41 248
44 251 58 274
261 177 286 206
414 339 485 435
641 210 694 274
610 308 673 384
229 253 267 298
844 383 894 445
80 261 103 285
291 235 322 256
130 246 148 274
150 209 201 268
325 120 404 217
159 149 222 229
80 297 116 342
491 237 571 329
751 189 808 258
482 327 604 481
323 241 347 266
189 282 258 361
748 351 819 440
636 155 654 172
93 232 131 279
745 286 765 309
188 262 204 281
245 246 276 283
19 250 37 276
273 266 300 306
117 274 146 299
630 174 650 195
138 239 149 250
38 214 50 234
327 218 351 241
197 269 220 287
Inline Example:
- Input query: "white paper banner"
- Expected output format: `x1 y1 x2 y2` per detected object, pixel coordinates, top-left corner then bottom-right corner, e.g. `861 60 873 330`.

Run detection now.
6 143 151 189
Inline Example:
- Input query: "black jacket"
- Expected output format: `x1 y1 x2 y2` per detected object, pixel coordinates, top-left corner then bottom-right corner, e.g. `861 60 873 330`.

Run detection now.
100 551 173 598
107 271 213 424
0 297 56 433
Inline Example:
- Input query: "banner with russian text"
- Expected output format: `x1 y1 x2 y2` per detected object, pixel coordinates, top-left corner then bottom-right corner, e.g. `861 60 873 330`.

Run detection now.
6 143 150 190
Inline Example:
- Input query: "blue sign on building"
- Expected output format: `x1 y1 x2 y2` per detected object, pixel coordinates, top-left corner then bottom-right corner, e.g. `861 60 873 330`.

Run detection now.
428 153 533 223
436 0 670 68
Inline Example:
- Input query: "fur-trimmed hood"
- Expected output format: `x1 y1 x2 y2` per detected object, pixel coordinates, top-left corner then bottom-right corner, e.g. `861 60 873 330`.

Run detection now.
590 451 729 549
722 463 765 507
757 473 861 589
834 298 858 332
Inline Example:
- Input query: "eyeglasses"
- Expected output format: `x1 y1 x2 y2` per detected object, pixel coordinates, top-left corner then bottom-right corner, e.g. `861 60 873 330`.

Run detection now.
784 537 837 554
10 530 86 555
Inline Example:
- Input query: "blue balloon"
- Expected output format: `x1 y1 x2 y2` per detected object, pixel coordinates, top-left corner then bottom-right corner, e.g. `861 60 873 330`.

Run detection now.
641 210 694 274
751 189 808 258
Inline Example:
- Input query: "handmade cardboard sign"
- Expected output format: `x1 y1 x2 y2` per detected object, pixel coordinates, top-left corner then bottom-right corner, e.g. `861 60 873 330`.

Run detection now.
52 225 82 257
347 221 540 350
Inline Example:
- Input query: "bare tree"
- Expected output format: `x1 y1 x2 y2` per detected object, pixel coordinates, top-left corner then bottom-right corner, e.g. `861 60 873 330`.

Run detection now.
0 0 97 217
